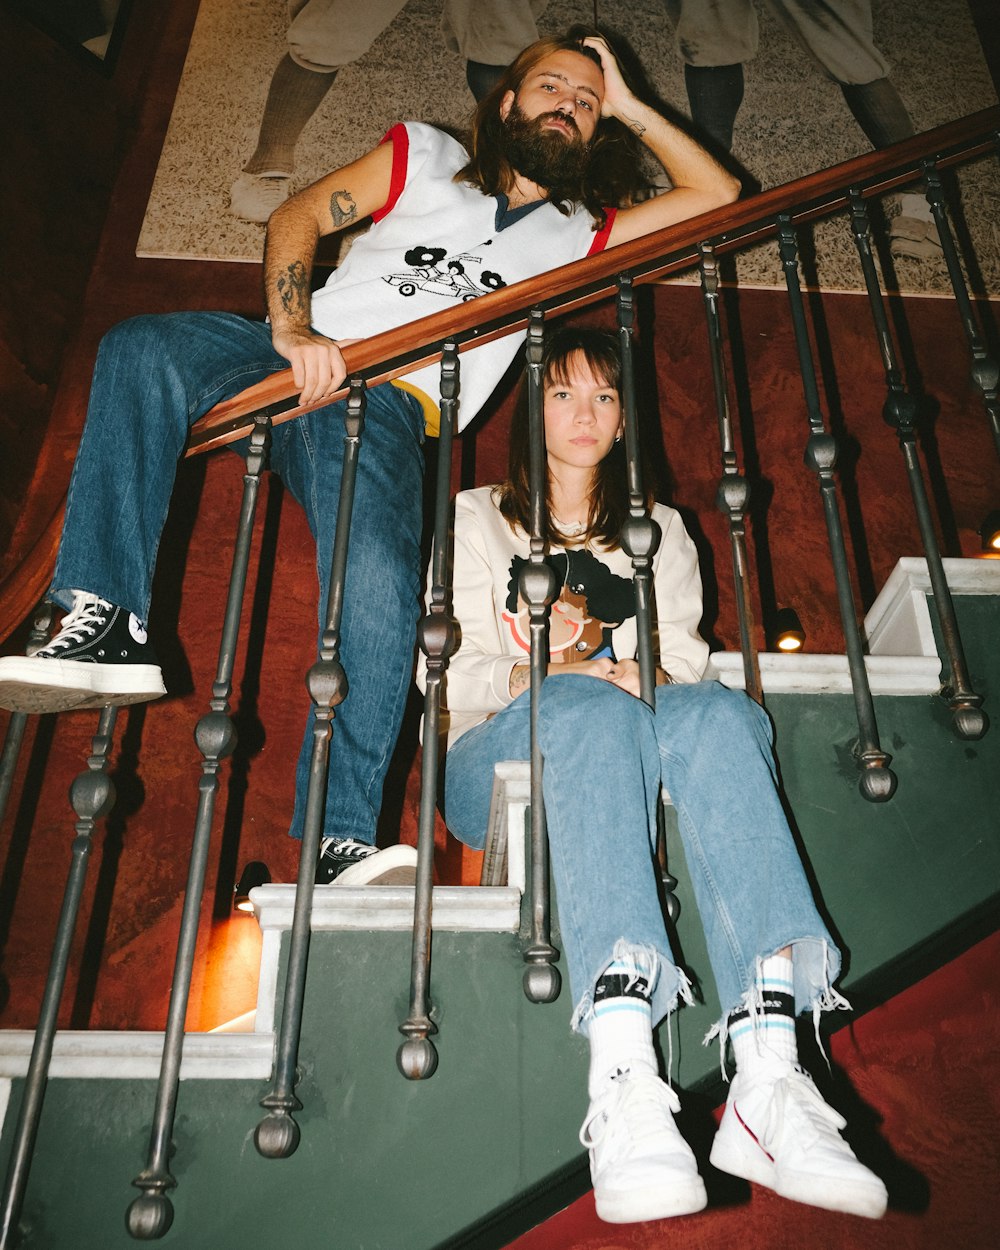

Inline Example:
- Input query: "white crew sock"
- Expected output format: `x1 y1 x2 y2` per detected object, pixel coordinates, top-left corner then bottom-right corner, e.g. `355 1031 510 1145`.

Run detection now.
729 952 798 1073
587 956 658 1098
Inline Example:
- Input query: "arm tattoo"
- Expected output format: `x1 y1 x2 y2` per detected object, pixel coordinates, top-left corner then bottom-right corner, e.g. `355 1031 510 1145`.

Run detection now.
329 188 358 229
275 260 309 316
620 111 647 137
509 664 531 696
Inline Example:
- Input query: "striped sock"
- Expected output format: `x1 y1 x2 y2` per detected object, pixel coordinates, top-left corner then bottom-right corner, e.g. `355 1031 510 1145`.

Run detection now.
729 953 798 1072
587 959 657 1098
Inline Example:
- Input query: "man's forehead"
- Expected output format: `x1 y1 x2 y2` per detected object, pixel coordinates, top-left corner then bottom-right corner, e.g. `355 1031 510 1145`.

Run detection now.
525 49 604 100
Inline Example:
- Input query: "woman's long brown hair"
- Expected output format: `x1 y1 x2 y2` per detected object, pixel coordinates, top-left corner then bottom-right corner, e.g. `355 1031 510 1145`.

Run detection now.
494 325 654 550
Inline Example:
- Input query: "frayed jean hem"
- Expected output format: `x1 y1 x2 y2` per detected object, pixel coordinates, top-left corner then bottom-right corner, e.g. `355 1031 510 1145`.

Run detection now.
703 936 849 1078
570 938 694 1040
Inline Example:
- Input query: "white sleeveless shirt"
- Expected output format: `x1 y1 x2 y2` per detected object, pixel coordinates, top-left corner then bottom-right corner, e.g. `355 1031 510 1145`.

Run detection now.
309 122 616 431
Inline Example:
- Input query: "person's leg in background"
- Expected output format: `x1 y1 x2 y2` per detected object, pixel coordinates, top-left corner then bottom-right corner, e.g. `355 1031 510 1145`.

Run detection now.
231 0 409 222
664 0 758 153
441 0 548 104
768 0 938 258
232 0 547 223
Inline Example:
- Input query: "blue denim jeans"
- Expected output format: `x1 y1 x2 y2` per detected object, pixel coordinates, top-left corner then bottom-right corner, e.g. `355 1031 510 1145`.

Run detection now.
444 678 841 1037
52 312 425 843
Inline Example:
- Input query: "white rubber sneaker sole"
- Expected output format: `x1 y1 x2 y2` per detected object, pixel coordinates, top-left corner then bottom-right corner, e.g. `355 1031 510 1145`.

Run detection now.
0 657 166 715
229 171 292 222
594 1172 707 1224
710 1109 888 1219
326 844 419 887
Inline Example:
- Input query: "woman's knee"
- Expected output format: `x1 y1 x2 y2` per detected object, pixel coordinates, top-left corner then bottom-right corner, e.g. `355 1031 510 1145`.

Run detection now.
658 680 771 747
538 676 646 753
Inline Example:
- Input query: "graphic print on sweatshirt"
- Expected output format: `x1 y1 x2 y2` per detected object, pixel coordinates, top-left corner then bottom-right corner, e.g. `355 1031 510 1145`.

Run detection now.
503 550 636 663
383 244 507 302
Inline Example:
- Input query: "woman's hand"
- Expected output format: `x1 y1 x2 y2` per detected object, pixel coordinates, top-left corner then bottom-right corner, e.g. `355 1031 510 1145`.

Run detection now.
548 657 644 696
549 657 617 682
604 659 642 696
510 657 669 699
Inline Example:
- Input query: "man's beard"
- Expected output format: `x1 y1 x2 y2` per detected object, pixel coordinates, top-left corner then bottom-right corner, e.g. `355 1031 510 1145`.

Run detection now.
499 100 592 195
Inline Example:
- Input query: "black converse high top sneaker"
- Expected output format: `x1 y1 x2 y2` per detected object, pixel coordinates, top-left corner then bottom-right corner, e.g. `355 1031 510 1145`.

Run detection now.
0 592 166 714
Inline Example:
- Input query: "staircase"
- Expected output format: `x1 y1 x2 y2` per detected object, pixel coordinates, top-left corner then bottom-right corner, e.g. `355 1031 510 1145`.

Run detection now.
1 571 997 1248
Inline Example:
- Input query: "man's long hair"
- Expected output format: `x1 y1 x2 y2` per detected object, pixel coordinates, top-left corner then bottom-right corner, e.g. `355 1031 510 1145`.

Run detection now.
456 27 649 228
494 325 654 550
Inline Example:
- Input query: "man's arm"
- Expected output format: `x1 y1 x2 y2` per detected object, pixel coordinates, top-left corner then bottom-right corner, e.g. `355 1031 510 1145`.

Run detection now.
263 140 395 406
582 36 740 248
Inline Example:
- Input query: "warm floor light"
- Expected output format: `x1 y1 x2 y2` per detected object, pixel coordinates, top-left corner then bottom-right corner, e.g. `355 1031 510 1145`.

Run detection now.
234 861 270 913
773 607 806 653
980 510 1000 553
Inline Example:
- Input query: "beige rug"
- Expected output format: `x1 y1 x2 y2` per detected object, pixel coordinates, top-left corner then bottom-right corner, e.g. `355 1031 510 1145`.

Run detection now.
137 0 998 295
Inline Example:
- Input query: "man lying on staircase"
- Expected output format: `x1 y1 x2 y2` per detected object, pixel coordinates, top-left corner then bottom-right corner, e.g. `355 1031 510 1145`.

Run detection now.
0 27 739 885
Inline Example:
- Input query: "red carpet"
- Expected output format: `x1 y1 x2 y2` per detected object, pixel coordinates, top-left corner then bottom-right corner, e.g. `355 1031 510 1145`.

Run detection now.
508 928 1000 1250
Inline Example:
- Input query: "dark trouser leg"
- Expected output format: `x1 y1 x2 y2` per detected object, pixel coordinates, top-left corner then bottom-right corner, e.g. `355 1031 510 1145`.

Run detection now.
839 77 914 149
684 62 745 152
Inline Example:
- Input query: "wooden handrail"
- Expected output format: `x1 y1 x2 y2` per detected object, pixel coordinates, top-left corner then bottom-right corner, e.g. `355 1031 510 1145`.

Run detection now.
186 106 1000 457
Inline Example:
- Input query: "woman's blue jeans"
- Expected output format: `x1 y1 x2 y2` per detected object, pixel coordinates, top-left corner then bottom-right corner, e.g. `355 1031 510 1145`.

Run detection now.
51 312 425 843
444 678 840 1036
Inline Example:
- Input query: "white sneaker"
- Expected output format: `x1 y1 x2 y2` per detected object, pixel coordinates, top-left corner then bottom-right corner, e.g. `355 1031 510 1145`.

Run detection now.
885 191 942 261
710 1060 888 1218
229 171 292 223
580 1068 707 1224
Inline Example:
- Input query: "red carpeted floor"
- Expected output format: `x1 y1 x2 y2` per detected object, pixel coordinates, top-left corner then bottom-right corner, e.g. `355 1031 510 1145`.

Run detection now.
507 927 1000 1250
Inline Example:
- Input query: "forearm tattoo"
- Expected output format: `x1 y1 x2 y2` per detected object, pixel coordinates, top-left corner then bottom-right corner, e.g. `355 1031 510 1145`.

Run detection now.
509 664 530 696
329 188 358 229
275 260 309 316
620 111 647 137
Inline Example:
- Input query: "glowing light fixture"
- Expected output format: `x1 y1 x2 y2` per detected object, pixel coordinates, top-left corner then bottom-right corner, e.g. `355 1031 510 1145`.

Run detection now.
234 861 270 913
980 510 1000 553
773 607 806 653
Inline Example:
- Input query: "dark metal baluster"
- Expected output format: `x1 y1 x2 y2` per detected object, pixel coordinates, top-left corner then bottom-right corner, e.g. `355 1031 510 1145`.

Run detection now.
616 276 659 708
398 341 460 1080
850 190 988 741
699 243 763 704
615 277 682 920
0 604 54 833
0 705 118 1250
255 379 365 1156
127 410 271 1239
777 213 897 802
920 158 1000 463
521 308 560 1004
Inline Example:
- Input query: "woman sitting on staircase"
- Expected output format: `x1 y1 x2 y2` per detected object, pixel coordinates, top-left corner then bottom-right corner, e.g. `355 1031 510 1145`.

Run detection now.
428 324 888 1226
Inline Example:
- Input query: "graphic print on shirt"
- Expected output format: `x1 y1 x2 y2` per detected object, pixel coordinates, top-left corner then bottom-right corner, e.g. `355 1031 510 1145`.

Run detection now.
384 245 506 302
503 550 636 664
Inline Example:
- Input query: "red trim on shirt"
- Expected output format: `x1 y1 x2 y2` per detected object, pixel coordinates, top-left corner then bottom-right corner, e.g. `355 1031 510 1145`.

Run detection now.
372 123 409 222
587 207 617 255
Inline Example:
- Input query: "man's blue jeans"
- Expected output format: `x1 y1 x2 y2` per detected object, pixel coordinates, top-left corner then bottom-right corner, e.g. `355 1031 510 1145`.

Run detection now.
51 312 425 843
444 678 841 1037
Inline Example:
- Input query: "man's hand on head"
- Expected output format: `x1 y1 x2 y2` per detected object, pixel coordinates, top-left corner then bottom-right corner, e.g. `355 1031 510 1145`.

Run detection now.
271 328 348 408
581 35 636 126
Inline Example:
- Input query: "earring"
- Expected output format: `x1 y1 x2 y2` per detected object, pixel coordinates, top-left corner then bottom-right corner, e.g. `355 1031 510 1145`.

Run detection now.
614 433 622 443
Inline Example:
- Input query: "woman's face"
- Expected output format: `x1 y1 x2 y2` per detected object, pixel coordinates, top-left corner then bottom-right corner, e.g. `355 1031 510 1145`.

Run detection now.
542 352 623 476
